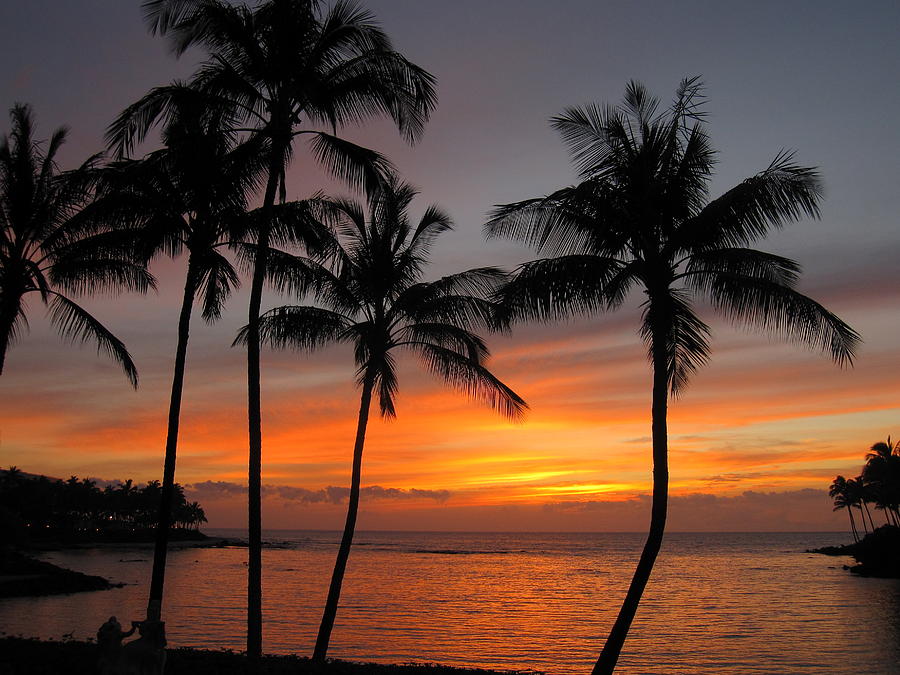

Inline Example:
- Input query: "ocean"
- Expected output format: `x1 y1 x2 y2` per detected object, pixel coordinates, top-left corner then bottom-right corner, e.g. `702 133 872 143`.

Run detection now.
2 530 898 674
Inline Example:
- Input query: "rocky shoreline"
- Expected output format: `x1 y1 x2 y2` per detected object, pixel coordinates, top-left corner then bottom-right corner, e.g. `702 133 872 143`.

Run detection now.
808 525 900 578
0 550 119 598
0 529 245 598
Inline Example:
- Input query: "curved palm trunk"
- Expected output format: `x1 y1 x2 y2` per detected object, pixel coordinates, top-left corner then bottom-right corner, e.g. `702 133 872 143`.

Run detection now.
245 146 284 660
594 324 668 675
858 506 869 535
862 502 876 532
147 260 200 623
313 372 375 662
847 508 859 543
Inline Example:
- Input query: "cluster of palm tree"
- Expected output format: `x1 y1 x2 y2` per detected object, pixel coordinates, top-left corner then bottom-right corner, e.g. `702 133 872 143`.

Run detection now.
0 0 860 672
830 437 900 541
0 469 206 536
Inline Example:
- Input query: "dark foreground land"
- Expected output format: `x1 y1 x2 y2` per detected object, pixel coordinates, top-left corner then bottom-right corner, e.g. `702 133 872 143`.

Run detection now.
0 638 534 675
810 525 900 578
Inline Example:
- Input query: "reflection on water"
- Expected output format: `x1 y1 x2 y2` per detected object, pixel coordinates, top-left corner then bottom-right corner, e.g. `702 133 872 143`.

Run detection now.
1 531 898 674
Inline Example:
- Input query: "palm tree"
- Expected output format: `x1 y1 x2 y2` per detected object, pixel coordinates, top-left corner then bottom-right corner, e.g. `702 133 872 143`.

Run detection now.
863 437 900 526
124 1 437 655
845 476 874 534
97 85 264 624
0 104 151 382
249 176 526 660
101 83 332 623
830 476 860 541
485 78 859 674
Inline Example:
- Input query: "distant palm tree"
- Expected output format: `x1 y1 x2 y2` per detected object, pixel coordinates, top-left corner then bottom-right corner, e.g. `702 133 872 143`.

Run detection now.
129 1 436 654
486 78 859 674
862 437 900 526
845 476 873 534
249 176 526 660
0 104 151 382
830 476 860 542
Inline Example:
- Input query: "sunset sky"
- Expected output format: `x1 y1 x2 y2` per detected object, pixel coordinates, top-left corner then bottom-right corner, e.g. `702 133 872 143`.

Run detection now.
1 1 898 531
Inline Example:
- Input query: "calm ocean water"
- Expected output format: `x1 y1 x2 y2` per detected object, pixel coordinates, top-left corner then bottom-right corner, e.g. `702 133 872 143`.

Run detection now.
2 531 898 674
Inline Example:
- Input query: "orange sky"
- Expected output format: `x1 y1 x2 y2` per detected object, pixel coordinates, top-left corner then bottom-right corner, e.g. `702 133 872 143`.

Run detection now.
1 1 899 532
2 273 896 531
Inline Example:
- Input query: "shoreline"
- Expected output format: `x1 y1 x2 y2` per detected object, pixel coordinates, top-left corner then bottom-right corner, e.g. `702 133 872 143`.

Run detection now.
0 550 119 598
807 525 900 578
0 638 536 675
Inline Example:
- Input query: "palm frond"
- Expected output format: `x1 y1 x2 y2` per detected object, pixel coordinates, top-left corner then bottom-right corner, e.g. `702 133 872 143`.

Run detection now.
239 305 351 352
307 131 393 196
682 248 801 287
641 290 711 395
196 250 239 322
495 255 623 324
697 272 860 366
398 322 489 362
677 151 822 250
415 343 527 421
47 293 138 387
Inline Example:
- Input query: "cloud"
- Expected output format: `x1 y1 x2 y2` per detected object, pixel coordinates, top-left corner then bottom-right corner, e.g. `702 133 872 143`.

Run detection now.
541 488 839 531
185 480 451 504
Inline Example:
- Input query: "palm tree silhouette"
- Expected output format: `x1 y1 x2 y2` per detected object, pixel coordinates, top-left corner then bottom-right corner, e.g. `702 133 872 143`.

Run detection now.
862 437 900 526
485 78 859 674
132 1 436 654
104 84 333 623
0 104 151 382
100 85 267 623
830 475 860 542
248 175 526 660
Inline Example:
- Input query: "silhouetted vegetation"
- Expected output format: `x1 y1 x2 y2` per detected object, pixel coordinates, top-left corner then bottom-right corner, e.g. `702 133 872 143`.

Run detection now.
0 0 874 671
486 78 859 674
251 174 526 660
0 104 151 383
822 438 900 577
0 468 207 545
133 0 437 655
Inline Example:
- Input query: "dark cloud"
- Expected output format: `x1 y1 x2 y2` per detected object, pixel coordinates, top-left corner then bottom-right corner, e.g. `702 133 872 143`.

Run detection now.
186 481 451 504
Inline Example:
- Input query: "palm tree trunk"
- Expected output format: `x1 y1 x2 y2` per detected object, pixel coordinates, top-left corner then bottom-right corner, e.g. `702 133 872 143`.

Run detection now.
862 501 876 532
147 260 199 623
847 509 858 543
245 158 281 661
857 507 869 535
593 323 668 675
313 371 375 662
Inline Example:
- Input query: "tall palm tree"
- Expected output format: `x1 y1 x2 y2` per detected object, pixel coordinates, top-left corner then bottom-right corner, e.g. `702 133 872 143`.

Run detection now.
0 104 150 382
830 476 860 542
249 176 527 660
863 437 900 526
485 78 859 674
97 85 262 624
123 1 437 655
102 84 332 624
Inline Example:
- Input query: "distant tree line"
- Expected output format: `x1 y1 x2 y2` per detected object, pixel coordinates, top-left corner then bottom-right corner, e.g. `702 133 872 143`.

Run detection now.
830 437 900 542
0 467 206 539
